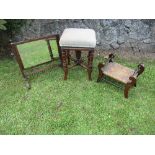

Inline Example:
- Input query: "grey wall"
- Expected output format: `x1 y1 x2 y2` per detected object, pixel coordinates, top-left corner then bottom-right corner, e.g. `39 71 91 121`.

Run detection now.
15 19 155 52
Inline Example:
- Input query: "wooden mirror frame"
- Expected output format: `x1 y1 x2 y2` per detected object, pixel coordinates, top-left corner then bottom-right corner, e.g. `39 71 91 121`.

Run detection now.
10 34 62 89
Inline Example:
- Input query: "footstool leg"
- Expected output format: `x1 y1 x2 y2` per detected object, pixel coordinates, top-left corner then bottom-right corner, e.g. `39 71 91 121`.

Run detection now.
97 63 104 82
67 50 71 65
62 50 68 80
87 50 94 80
124 84 130 98
124 77 136 98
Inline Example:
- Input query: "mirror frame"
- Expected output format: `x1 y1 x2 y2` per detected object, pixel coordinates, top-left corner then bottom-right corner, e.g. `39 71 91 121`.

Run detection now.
10 34 62 89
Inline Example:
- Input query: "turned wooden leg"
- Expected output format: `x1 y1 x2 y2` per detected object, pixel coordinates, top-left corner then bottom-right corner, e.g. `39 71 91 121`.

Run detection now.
75 50 82 65
97 63 104 82
87 50 94 80
67 50 71 65
62 50 68 80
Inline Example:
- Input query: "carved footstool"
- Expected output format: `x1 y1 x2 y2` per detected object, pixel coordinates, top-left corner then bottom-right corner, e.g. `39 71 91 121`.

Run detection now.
97 53 145 98
59 28 96 80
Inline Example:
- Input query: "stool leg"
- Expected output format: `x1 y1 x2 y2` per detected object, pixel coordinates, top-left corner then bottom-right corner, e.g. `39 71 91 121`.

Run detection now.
87 50 94 80
124 83 134 98
124 77 136 98
62 50 68 80
124 84 129 98
75 50 82 65
56 35 63 67
66 50 71 65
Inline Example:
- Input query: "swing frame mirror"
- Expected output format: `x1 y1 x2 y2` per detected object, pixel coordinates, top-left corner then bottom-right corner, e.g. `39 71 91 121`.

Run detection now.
10 34 62 89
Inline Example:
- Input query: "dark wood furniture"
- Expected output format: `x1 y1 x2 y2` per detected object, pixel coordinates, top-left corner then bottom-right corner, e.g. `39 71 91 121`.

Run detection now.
59 28 96 80
61 47 94 80
10 34 62 89
97 53 145 98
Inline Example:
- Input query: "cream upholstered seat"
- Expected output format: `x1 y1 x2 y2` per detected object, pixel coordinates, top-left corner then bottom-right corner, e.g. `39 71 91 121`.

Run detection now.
59 28 96 48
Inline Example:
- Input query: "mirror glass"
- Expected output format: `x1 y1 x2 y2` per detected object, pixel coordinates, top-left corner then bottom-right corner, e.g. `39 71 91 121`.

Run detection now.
17 39 59 68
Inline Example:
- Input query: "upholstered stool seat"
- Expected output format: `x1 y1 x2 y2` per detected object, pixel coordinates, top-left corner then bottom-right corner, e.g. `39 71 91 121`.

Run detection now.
60 28 96 80
60 28 96 48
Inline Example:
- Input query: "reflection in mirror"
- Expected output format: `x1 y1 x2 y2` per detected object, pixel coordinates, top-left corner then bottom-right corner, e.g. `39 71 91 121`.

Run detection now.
17 39 58 68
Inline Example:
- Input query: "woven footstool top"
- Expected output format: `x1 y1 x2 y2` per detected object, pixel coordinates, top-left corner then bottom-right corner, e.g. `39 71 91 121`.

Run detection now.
59 28 96 48
102 62 135 84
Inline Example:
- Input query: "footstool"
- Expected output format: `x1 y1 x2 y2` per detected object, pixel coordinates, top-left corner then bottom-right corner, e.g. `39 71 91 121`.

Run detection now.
97 53 145 98
59 28 96 80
